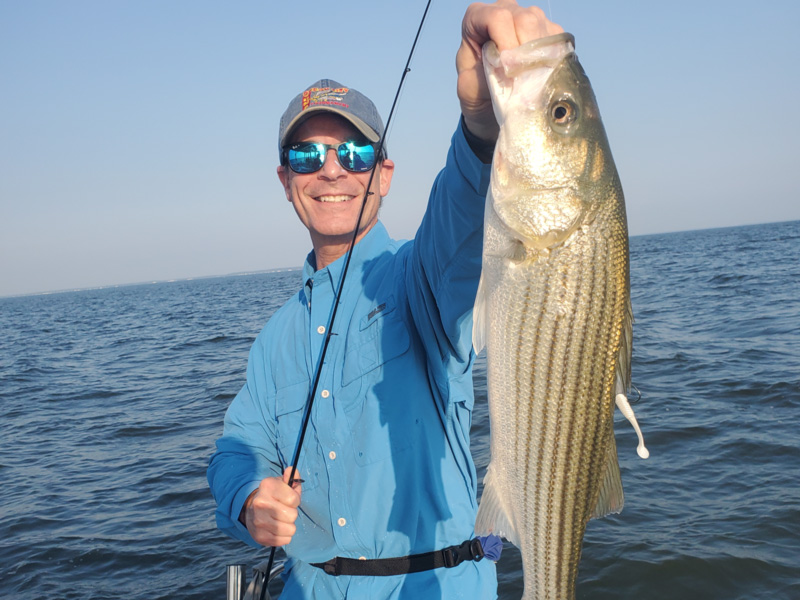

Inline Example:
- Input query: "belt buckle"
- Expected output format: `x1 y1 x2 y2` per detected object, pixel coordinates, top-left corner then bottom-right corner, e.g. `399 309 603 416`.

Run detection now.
443 538 481 569
469 538 485 562
442 546 458 568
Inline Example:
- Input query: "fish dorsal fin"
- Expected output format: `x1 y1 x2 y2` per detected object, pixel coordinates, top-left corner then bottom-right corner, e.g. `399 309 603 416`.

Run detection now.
475 465 520 547
591 430 625 518
617 297 634 393
615 303 650 461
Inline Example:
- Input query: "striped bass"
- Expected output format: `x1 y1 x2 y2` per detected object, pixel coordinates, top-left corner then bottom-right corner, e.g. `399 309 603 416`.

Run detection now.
472 33 648 599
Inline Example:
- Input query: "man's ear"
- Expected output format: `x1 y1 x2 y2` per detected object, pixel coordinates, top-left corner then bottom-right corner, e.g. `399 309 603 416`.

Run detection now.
379 159 395 198
277 165 292 202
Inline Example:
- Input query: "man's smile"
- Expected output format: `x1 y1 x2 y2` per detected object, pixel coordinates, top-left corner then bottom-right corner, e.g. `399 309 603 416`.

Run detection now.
314 194 355 203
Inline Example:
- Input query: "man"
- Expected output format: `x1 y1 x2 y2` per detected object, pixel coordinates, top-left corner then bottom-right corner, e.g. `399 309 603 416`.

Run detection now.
208 2 562 598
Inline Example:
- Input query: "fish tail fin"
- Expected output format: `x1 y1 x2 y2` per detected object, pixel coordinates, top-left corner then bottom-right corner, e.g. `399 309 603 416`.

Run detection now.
475 465 519 547
591 431 625 518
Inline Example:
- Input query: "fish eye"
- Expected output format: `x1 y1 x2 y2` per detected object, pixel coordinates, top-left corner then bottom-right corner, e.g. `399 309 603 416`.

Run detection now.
551 100 577 125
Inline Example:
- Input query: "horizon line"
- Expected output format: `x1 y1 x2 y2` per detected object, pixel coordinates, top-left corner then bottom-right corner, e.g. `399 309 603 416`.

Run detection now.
2 218 797 300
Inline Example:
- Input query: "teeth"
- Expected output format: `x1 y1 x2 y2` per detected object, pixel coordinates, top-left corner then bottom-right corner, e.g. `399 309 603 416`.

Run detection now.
317 195 352 203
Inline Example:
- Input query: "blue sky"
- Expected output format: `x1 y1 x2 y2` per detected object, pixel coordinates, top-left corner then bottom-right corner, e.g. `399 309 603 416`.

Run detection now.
2 0 798 297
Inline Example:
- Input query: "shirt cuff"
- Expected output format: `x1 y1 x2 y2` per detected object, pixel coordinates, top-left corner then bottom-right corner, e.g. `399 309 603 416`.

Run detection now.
460 115 496 164
453 118 493 198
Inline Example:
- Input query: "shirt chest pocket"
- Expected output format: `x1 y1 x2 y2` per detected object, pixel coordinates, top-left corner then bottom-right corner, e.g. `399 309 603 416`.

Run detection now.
274 380 320 491
341 300 417 466
341 299 410 387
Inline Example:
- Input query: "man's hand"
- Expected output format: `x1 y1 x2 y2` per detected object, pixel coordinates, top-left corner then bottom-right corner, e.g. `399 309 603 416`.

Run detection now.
240 467 302 547
457 0 563 143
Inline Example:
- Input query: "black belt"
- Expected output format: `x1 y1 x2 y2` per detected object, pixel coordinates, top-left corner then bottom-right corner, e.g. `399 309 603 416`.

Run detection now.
310 538 485 577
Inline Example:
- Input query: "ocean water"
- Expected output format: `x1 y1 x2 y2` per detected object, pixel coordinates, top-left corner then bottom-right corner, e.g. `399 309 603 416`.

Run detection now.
1 220 798 599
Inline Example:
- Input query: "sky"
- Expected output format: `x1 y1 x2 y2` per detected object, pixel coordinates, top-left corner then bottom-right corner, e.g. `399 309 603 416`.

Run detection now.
1 0 798 297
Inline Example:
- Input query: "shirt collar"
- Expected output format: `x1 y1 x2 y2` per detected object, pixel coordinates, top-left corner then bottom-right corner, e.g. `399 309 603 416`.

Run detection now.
302 221 390 302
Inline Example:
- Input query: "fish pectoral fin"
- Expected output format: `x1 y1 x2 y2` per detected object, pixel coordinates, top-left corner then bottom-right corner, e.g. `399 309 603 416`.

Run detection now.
483 239 527 263
472 271 488 354
475 465 520 547
497 239 528 263
591 431 625 519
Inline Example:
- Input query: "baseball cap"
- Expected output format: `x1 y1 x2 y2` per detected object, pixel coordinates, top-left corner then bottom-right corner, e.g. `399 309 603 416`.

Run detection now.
278 79 385 156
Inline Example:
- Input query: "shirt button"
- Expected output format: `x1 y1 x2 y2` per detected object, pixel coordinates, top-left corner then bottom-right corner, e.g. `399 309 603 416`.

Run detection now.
338 517 346 527
329 451 337 460
359 556 366 561
321 389 330 398
317 325 325 334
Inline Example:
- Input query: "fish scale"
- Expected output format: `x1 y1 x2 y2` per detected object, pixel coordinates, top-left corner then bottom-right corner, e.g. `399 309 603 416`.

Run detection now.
494 234 622 597
473 32 644 599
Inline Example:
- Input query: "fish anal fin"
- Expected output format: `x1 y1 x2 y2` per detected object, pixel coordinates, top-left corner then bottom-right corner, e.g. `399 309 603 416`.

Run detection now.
475 466 520 547
591 431 625 519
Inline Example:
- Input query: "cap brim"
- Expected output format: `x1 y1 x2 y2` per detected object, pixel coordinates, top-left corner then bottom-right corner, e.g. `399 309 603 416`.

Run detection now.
280 106 381 148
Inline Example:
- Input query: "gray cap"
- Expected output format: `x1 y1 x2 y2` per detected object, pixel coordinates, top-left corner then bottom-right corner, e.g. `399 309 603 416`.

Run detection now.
278 79 385 156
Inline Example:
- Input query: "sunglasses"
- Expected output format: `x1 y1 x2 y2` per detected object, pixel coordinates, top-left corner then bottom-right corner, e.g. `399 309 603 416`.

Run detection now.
283 141 379 174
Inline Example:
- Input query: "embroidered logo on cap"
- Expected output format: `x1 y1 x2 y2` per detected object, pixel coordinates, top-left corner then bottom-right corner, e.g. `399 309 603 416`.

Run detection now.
302 87 350 111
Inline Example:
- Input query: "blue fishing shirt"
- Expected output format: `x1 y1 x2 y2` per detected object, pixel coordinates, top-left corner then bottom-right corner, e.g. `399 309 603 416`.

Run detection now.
208 121 497 599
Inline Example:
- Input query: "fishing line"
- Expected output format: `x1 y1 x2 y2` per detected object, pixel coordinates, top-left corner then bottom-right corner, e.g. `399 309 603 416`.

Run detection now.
259 1 433 594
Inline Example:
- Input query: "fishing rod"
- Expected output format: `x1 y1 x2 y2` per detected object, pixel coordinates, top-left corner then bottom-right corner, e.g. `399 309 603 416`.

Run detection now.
260 2 433 595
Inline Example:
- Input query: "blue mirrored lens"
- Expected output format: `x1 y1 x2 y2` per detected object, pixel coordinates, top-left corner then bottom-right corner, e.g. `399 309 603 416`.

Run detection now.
287 143 325 173
286 142 376 174
338 142 376 173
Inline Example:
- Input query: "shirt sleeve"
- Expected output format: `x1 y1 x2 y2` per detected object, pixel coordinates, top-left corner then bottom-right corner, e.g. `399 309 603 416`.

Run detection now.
207 334 282 547
405 118 492 372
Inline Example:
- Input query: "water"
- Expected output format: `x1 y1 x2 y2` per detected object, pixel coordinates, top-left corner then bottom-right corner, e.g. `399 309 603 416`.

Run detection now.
1 221 798 599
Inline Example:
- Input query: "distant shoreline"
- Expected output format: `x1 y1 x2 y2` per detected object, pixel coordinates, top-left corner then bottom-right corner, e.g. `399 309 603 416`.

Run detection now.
3 218 798 300
0 267 302 300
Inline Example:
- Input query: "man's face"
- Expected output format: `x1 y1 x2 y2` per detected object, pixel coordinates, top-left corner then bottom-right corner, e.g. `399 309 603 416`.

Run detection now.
277 113 394 258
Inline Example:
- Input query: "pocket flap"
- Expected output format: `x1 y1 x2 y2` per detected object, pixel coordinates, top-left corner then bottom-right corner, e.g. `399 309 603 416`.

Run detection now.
359 296 397 331
275 379 309 417
343 302 409 386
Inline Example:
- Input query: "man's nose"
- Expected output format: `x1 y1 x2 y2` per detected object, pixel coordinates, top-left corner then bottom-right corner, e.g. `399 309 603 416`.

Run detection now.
319 148 346 178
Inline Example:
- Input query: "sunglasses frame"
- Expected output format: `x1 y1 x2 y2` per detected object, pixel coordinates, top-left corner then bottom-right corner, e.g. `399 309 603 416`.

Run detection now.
282 141 381 174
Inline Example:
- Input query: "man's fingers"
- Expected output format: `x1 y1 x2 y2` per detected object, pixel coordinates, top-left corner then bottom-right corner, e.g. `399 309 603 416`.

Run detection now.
462 1 563 53
241 470 305 547
281 466 303 500
246 476 301 547
505 6 563 48
479 4 521 52
257 473 301 510
250 514 297 547
252 493 299 523
457 1 564 141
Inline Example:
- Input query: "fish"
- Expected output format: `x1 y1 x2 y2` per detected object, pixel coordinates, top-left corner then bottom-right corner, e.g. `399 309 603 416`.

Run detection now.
472 33 648 599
